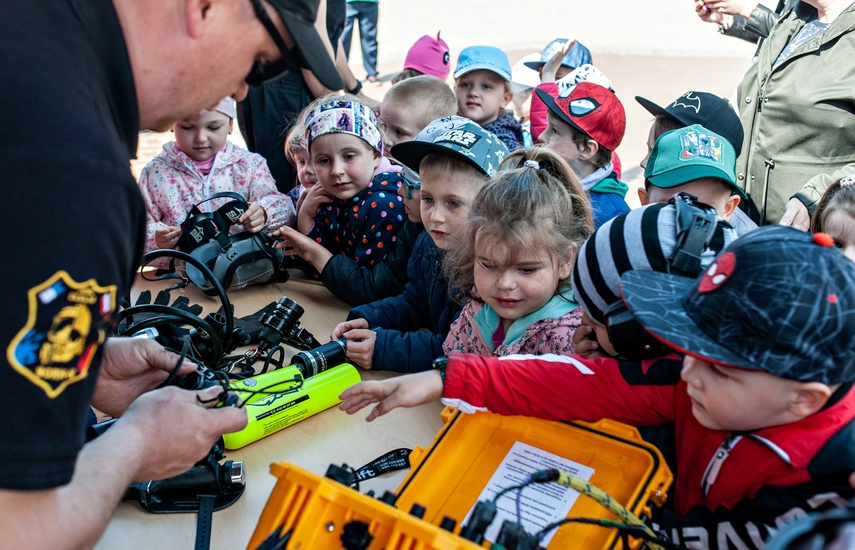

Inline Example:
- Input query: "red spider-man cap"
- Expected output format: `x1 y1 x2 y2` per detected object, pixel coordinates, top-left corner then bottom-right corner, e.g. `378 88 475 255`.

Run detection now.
536 82 626 152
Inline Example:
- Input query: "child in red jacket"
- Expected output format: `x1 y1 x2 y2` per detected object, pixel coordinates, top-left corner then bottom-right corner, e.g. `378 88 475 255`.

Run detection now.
340 226 855 548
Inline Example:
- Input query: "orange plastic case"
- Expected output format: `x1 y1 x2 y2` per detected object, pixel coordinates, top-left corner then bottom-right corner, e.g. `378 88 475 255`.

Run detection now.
247 462 484 550
396 408 673 549
248 408 672 549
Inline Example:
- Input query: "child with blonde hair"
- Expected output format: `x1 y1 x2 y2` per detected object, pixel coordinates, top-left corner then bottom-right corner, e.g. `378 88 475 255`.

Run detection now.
139 97 294 264
379 75 457 149
443 148 592 356
272 97 407 278
283 121 318 215
331 118 510 373
811 175 855 262
453 46 523 151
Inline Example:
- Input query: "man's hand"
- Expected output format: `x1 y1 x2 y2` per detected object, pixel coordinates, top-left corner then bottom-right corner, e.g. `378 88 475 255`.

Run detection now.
0 383 247 549
115 385 247 481
695 0 725 24
92 338 197 418
706 0 759 18
779 198 811 231
338 370 443 421
239 202 267 233
154 225 181 249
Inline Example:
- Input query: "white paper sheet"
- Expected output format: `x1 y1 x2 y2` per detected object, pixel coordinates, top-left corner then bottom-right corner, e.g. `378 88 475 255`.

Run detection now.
460 441 594 547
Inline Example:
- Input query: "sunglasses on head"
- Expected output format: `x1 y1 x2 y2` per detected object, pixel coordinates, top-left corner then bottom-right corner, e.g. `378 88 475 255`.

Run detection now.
246 0 303 87
401 172 421 199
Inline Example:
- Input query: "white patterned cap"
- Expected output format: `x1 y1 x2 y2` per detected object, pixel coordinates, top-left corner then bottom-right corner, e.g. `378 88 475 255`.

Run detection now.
305 99 383 154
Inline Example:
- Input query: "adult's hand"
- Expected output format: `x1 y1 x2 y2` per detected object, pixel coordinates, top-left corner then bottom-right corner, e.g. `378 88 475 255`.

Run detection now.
116 385 247 481
92 337 197 418
0 383 247 549
695 0 726 24
779 198 811 231
706 0 759 18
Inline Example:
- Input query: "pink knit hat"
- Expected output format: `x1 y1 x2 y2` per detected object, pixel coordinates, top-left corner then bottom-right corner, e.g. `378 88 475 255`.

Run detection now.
403 32 451 81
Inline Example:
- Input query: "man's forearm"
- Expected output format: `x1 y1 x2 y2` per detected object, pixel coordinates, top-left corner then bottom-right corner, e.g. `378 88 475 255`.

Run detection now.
0 422 145 549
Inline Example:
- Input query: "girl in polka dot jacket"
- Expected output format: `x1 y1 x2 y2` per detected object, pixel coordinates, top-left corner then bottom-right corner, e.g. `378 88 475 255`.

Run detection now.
272 98 406 280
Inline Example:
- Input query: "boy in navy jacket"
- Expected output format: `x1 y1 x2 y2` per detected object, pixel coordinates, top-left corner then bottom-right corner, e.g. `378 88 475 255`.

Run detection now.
331 118 509 373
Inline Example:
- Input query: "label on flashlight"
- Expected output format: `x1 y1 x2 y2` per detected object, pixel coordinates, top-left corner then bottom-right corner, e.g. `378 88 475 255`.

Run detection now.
254 394 309 420
223 364 361 450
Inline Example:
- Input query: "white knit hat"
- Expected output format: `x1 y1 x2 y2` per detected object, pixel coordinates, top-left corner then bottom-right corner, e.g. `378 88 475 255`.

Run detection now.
206 97 237 119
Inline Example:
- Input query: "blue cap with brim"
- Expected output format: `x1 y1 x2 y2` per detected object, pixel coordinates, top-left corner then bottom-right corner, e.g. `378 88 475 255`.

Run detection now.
453 46 512 82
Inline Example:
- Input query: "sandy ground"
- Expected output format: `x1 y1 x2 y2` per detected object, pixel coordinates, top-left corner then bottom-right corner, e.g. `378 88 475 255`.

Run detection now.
133 1 761 207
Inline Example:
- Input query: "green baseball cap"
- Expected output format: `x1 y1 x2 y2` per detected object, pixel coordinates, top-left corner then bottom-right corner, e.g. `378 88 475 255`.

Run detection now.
645 124 745 199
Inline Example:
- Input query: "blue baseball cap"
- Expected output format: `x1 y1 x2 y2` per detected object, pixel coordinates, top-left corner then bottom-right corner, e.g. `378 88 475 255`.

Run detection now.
524 39 593 71
454 46 512 82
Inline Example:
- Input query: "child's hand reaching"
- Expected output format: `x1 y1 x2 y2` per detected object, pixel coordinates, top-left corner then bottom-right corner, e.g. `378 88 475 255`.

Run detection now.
239 202 267 233
338 370 444 421
155 225 181 249
541 39 575 83
331 319 376 369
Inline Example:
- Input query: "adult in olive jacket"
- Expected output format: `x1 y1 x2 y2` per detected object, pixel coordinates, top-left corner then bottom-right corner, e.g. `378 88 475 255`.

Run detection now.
736 0 855 226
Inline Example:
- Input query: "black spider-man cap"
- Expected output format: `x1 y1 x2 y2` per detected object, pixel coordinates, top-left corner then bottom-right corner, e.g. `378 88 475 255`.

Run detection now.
620 226 855 385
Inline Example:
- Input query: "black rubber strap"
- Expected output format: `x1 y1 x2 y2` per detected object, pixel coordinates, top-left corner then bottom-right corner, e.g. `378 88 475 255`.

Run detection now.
354 449 412 482
195 494 215 550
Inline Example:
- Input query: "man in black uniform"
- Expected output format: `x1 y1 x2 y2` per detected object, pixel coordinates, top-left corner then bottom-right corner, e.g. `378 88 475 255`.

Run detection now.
0 0 341 546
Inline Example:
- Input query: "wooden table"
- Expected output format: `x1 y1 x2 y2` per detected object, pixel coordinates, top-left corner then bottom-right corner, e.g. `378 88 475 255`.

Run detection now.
95 273 445 550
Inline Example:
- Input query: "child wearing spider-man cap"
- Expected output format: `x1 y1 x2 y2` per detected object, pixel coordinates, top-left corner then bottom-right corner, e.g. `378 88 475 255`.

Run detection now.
341 226 855 547
536 82 630 228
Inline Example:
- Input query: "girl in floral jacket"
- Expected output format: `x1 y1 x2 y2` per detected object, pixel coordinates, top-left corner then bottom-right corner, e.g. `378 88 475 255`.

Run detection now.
138 97 295 260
